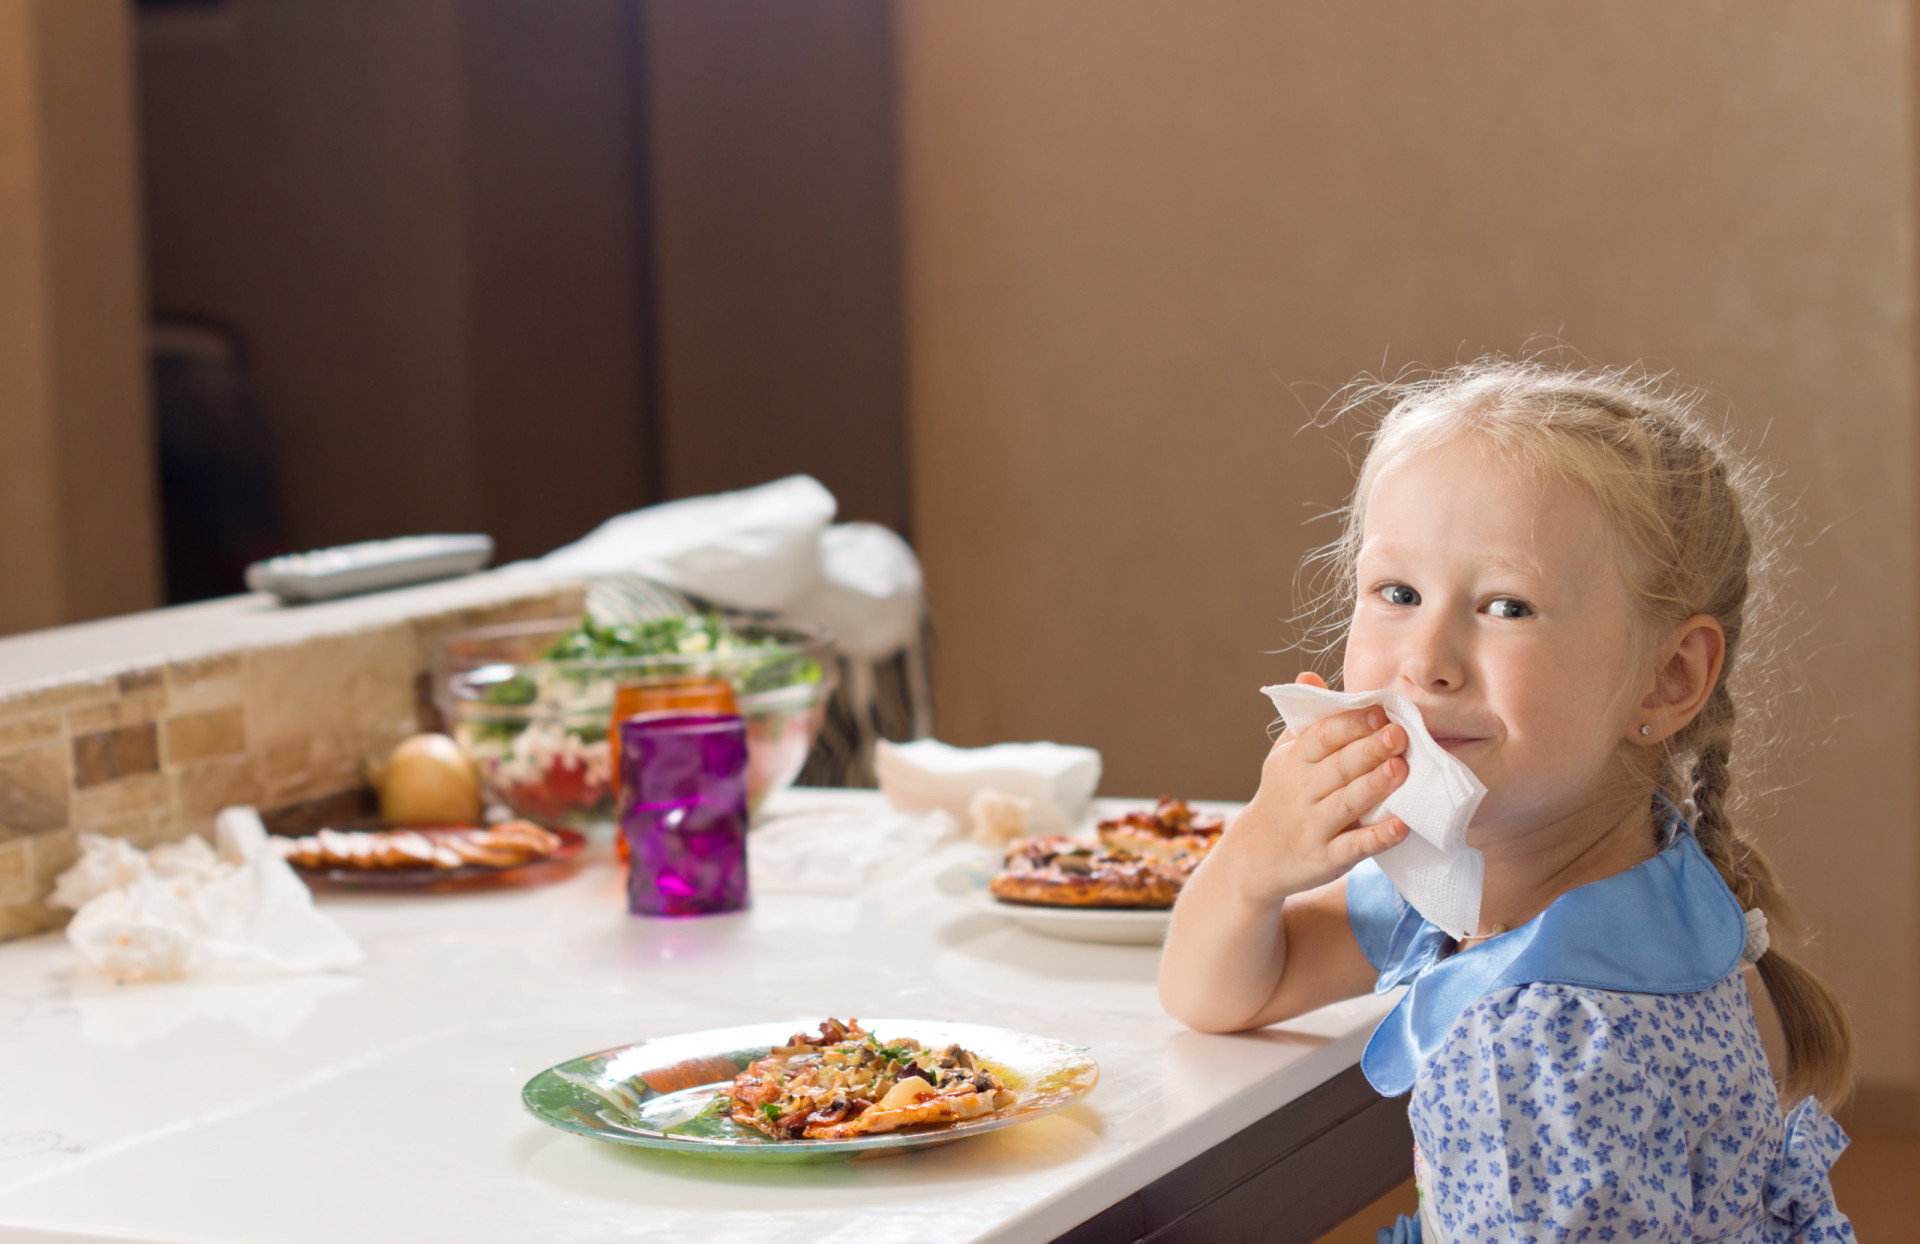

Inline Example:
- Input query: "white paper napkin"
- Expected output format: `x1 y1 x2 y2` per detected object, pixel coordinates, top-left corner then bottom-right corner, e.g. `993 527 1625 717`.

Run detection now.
54 807 363 982
1262 684 1486 936
874 739 1101 834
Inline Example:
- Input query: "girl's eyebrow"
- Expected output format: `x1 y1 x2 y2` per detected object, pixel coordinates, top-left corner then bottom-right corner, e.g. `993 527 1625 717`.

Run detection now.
1472 552 1545 579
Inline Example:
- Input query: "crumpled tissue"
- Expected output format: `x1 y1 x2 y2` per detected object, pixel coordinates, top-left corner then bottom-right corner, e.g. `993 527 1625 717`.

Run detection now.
875 739 1101 834
52 807 363 982
1263 683 1486 937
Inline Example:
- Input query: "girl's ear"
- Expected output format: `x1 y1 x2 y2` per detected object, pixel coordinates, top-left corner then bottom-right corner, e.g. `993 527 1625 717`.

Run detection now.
1635 614 1725 744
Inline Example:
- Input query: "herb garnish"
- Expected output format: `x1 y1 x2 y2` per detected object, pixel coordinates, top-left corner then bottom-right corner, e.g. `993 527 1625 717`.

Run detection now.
863 1032 920 1066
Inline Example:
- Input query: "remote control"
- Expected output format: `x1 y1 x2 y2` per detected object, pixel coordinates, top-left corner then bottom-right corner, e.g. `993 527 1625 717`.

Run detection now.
245 534 495 603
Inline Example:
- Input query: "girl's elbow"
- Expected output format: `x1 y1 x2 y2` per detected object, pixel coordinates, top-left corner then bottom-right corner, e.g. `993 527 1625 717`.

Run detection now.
1158 979 1258 1034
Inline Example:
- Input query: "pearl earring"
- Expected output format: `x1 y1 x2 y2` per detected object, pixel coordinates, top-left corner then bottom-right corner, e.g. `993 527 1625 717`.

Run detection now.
1639 724 1652 736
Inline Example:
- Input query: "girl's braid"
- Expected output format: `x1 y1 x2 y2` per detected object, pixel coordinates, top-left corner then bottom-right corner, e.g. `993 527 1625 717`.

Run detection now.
1684 685 1782 916
1658 437 1850 1109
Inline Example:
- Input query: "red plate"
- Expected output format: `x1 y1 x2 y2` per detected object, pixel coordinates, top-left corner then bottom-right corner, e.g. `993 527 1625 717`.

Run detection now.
289 825 588 891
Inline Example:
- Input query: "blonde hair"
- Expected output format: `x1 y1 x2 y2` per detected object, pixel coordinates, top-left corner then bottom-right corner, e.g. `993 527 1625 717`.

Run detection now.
1305 357 1854 1108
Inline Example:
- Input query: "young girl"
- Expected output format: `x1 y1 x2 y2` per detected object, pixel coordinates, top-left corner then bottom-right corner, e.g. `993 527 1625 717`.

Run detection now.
1160 362 1856 1243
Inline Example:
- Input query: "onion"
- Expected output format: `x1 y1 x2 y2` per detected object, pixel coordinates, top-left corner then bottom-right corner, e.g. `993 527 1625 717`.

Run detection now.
380 733 482 827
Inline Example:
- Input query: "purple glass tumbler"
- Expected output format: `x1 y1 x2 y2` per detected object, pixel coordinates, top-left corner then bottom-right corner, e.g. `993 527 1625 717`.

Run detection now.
618 713 750 917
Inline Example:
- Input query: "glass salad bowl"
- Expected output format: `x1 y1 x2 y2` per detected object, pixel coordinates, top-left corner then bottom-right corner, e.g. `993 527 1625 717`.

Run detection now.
433 615 837 830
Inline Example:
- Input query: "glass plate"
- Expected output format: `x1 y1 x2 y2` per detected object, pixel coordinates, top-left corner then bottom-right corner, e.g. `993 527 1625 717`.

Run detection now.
522 1018 1099 1163
291 826 586 890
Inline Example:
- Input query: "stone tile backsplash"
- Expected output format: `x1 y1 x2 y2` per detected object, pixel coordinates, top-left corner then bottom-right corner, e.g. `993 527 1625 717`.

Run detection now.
0 578 582 940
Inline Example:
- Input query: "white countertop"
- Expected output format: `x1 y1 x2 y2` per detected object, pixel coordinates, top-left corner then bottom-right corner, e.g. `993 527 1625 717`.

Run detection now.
0 564 574 696
0 791 1392 1244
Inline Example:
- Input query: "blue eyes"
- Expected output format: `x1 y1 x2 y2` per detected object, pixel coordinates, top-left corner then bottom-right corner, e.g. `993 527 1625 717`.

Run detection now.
1374 584 1533 618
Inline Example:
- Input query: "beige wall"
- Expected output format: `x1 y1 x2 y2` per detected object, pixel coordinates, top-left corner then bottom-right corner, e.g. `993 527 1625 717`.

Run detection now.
0 0 161 634
900 3 1918 1104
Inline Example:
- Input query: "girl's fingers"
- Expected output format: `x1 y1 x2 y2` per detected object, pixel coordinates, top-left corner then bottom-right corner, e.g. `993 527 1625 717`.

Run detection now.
1292 706 1388 763
1328 816 1411 870
1307 722 1407 799
1316 753 1408 832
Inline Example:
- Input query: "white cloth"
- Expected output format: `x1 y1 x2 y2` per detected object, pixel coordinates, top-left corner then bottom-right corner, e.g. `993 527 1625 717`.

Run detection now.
783 523 925 661
54 808 363 983
537 475 837 613
533 479 928 668
875 739 1101 834
1263 683 1486 937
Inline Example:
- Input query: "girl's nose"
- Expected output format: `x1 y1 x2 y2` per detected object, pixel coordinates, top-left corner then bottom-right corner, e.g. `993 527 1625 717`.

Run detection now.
1402 614 1466 692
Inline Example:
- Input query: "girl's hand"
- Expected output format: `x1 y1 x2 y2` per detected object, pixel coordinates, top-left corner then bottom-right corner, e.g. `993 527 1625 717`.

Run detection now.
1217 672 1412 907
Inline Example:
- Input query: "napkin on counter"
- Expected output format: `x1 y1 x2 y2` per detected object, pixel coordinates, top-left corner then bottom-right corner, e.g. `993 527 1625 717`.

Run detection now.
536 474 836 613
52 807 363 983
783 523 924 662
749 805 957 896
1263 683 1486 937
874 739 1101 834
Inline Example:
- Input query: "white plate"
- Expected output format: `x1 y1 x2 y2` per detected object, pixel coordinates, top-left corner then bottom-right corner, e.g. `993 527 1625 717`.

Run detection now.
966 891 1171 945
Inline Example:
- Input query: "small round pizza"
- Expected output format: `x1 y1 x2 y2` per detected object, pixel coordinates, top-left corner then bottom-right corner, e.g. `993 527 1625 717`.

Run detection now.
1096 797 1226 862
988 836 1189 909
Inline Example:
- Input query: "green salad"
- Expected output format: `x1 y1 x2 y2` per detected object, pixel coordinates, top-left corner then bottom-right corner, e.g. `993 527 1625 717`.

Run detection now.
479 613 826 714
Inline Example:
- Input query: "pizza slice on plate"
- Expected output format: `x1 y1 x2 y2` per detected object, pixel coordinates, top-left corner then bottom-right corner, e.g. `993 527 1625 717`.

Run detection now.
728 1018 1017 1140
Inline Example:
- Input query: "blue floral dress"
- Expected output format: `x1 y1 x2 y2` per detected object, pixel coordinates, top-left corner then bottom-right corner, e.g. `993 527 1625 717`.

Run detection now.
1347 826 1854 1243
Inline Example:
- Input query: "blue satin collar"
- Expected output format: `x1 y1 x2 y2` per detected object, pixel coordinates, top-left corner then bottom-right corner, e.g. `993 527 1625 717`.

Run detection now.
1347 820 1746 1096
